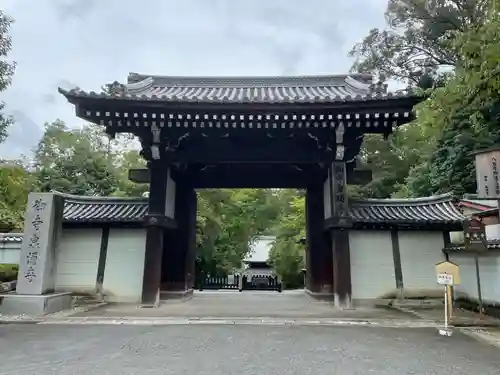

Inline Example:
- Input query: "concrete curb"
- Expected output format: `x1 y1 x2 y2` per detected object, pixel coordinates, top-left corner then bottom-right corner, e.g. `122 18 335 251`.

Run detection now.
389 304 500 328
0 318 42 324
32 317 444 327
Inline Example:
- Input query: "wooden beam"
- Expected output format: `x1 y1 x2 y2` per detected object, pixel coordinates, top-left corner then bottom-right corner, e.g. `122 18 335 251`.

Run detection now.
129 164 372 187
160 142 336 163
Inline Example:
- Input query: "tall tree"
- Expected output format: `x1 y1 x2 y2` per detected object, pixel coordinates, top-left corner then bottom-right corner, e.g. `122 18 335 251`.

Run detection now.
349 0 488 85
0 10 15 142
33 120 119 196
111 149 148 197
196 188 282 275
268 191 306 287
404 0 500 197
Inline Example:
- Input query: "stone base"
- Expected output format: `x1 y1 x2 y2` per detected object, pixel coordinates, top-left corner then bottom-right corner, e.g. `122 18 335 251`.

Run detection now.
160 288 193 300
334 293 353 309
0 292 72 316
305 289 333 301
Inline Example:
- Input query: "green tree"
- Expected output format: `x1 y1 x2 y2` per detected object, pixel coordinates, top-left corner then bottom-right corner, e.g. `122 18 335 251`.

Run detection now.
112 149 148 197
196 189 282 275
405 0 500 196
268 192 305 287
0 161 33 231
349 0 488 84
351 125 428 198
0 11 16 142
33 120 119 196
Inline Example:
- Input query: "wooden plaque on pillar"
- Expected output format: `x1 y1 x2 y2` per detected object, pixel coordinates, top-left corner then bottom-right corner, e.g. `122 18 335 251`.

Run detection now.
329 162 352 228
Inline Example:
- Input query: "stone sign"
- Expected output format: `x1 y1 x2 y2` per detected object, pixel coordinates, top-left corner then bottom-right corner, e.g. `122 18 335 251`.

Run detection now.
474 147 500 198
463 217 487 252
16 193 64 295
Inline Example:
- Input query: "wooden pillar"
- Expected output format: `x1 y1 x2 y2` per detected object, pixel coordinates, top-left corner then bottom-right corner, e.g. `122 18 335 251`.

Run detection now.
329 162 352 308
186 189 197 289
305 183 333 296
161 184 196 296
390 229 404 297
141 160 168 305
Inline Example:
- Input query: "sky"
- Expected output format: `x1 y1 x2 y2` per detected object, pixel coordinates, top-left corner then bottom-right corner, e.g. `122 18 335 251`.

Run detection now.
0 0 388 159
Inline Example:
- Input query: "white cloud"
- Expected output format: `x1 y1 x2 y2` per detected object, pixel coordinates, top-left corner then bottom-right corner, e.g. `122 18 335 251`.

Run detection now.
0 0 388 158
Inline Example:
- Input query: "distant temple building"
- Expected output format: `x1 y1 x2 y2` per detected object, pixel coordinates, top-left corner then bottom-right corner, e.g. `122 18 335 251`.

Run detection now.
242 235 275 278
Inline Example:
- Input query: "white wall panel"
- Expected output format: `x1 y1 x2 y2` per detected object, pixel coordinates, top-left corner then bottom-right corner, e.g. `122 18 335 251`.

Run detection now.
54 229 102 293
103 228 146 303
349 230 395 299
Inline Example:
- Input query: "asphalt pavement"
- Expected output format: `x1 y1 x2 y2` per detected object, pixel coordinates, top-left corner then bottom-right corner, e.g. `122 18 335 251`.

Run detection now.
1 324 499 374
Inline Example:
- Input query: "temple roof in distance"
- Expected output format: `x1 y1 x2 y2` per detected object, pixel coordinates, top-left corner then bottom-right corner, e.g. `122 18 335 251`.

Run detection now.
58 72 414 105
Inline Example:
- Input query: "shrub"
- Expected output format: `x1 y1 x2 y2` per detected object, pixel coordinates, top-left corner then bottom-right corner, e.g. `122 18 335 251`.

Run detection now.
0 264 18 282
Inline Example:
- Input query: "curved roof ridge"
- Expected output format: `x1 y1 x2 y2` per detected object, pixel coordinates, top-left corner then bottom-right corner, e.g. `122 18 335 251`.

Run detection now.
126 72 373 88
351 193 455 206
344 75 372 94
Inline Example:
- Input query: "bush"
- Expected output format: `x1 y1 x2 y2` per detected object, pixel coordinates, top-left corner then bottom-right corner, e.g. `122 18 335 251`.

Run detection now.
0 264 18 282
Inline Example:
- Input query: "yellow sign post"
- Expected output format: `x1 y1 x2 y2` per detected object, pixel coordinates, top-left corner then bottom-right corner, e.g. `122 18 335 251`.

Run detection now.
435 261 460 337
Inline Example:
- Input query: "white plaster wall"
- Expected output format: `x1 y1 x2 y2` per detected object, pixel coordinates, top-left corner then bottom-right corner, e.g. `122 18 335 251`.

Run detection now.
450 253 500 305
103 228 146 303
399 231 446 292
165 169 176 219
486 224 500 240
450 231 464 244
323 175 331 219
349 230 396 299
0 243 21 264
54 229 102 294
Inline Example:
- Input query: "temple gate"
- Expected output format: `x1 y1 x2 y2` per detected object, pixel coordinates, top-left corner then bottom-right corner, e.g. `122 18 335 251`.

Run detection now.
59 73 420 308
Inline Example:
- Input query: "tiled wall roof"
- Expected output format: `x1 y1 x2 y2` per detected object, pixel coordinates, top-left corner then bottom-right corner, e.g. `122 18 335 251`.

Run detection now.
349 193 465 227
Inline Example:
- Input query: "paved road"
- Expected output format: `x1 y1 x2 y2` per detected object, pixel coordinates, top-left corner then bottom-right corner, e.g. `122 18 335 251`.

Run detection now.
72 290 415 319
1 324 499 374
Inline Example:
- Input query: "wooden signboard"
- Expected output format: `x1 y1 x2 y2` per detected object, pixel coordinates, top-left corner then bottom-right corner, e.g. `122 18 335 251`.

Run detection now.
463 217 487 252
435 261 460 285
474 147 500 198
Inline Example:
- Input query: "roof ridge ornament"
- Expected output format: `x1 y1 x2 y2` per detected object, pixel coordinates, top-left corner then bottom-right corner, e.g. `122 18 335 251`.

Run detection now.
107 81 128 96
369 81 388 95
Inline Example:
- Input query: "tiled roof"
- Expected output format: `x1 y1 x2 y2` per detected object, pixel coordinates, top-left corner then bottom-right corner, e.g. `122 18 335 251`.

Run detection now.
0 233 23 244
349 193 465 227
58 72 414 104
2 193 465 230
62 194 148 223
459 199 498 211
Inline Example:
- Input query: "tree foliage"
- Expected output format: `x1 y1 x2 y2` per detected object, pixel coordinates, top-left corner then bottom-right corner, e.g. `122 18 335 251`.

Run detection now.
33 120 119 196
349 0 487 84
0 161 32 230
268 190 305 287
0 10 15 142
196 188 282 275
404 0 500 196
